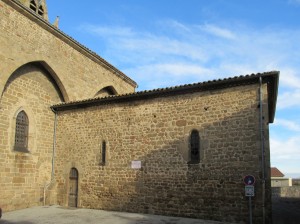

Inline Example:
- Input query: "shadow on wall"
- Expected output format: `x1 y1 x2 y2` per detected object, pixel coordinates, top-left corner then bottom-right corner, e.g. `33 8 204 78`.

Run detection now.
0 61 65 212
73 96 270 224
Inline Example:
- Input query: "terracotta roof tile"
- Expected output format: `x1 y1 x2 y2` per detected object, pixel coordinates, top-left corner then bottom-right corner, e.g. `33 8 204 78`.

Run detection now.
271 167 285 177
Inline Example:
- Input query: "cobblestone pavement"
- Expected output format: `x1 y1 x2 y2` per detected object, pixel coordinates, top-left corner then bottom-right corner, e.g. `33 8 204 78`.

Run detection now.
0 205 233 224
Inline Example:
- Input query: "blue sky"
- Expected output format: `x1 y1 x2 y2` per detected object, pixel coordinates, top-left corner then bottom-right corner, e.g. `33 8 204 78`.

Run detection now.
47 0 300 177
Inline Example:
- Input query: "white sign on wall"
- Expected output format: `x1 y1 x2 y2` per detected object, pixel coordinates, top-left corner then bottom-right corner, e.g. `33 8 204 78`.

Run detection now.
245 185 255 197
131 160 142 169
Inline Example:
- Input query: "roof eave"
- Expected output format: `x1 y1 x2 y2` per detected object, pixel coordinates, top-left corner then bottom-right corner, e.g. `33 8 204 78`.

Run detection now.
51 71 280 119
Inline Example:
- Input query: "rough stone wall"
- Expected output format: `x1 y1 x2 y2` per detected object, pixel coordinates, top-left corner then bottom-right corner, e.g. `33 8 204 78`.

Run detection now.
272 187 300 198
54 84 271 223
293 179 300 186
0 63 62 211
0 0 136 102
0 0 136 212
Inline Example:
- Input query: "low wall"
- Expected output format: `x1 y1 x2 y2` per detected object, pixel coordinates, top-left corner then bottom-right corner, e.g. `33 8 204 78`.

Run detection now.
293 179 300 186
272 186 300 198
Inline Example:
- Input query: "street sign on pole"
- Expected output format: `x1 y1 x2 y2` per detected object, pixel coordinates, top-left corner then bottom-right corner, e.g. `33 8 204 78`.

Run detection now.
245 185 255 197
243 175 255 186
243 175 255 224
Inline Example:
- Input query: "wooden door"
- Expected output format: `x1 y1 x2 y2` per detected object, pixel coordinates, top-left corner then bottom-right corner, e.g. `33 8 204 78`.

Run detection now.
68 168 78 207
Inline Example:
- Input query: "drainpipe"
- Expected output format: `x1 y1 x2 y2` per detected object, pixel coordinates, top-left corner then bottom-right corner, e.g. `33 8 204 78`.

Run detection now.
259 76 266 224
43 108 57 206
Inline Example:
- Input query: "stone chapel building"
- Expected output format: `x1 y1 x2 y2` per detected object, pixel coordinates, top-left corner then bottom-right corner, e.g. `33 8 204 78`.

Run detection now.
0 0 279 223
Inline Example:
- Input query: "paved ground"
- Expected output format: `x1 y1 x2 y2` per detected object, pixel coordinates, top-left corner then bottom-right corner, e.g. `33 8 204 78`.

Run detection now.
272 197 300 224
2 197 299 224
0 206 233 224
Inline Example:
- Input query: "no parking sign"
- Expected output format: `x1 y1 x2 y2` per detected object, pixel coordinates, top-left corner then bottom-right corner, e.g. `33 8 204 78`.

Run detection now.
243 175 255 197
243 175 255 186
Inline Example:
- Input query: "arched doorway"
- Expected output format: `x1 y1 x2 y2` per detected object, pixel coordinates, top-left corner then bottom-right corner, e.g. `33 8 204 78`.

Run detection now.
68 168 78 207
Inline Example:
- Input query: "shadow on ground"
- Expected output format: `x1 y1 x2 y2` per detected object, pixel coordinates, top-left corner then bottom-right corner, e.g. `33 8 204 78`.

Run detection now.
0 206 230 224
0 220 33 224
272 197 300 224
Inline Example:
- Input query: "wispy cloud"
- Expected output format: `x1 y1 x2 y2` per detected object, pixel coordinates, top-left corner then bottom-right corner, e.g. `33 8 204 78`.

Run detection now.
274 119 300 131
80 20 300 118
163 20 191 33
271 136 300 173
82 24 135 37
199 24 236 40
124 63 214 89
288 0 300 5
271 137 300 160
81 20 300 91
279 68 300 89
80 18 300 175
278 90 300 109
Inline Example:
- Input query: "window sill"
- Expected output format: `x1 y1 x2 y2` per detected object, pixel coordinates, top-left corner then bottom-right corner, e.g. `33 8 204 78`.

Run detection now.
14 147 30 153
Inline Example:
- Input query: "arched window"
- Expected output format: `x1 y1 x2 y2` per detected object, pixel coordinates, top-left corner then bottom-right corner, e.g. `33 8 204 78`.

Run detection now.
14 111 29 152
38 5 44 16
101 141 106 165
69 168 79 207
94 86 117 98
29 0 37 12
190 130 200 163
70 168 78 179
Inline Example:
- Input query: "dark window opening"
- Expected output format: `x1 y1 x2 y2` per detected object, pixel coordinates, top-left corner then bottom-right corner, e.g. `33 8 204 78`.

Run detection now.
14 111 29 152
29 0 37 12
102 141 106 165
70 167 78 179
190 130 200 163
38 6 44 16
95 86 117 98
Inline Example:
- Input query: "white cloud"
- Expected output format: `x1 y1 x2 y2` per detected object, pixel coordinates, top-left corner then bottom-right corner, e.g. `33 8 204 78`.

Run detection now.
288 0 300 5
83 24 135 37
277 90 300 109
80 20 300 94
124 63 214 89
147 63 213 77
199 24 236 40
271 136 300 161
271 136 300 174
163 20 191 33
279 68 300 89
274 119 300 131
276 68 300 109
80 19 300 175
118 35 209 62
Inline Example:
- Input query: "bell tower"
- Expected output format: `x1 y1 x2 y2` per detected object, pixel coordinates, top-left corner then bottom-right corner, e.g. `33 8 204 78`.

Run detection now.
19 0 49 21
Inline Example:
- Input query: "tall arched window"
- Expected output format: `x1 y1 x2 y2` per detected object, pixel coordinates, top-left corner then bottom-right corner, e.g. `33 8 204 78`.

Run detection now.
38 5 44 16
102 141 106 165
190 130 200 163
29 0 37 12
14 111 29 152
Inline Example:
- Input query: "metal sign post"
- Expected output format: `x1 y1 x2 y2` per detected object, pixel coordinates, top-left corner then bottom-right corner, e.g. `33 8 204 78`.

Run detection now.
249 196 252 224
244 175 255 224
